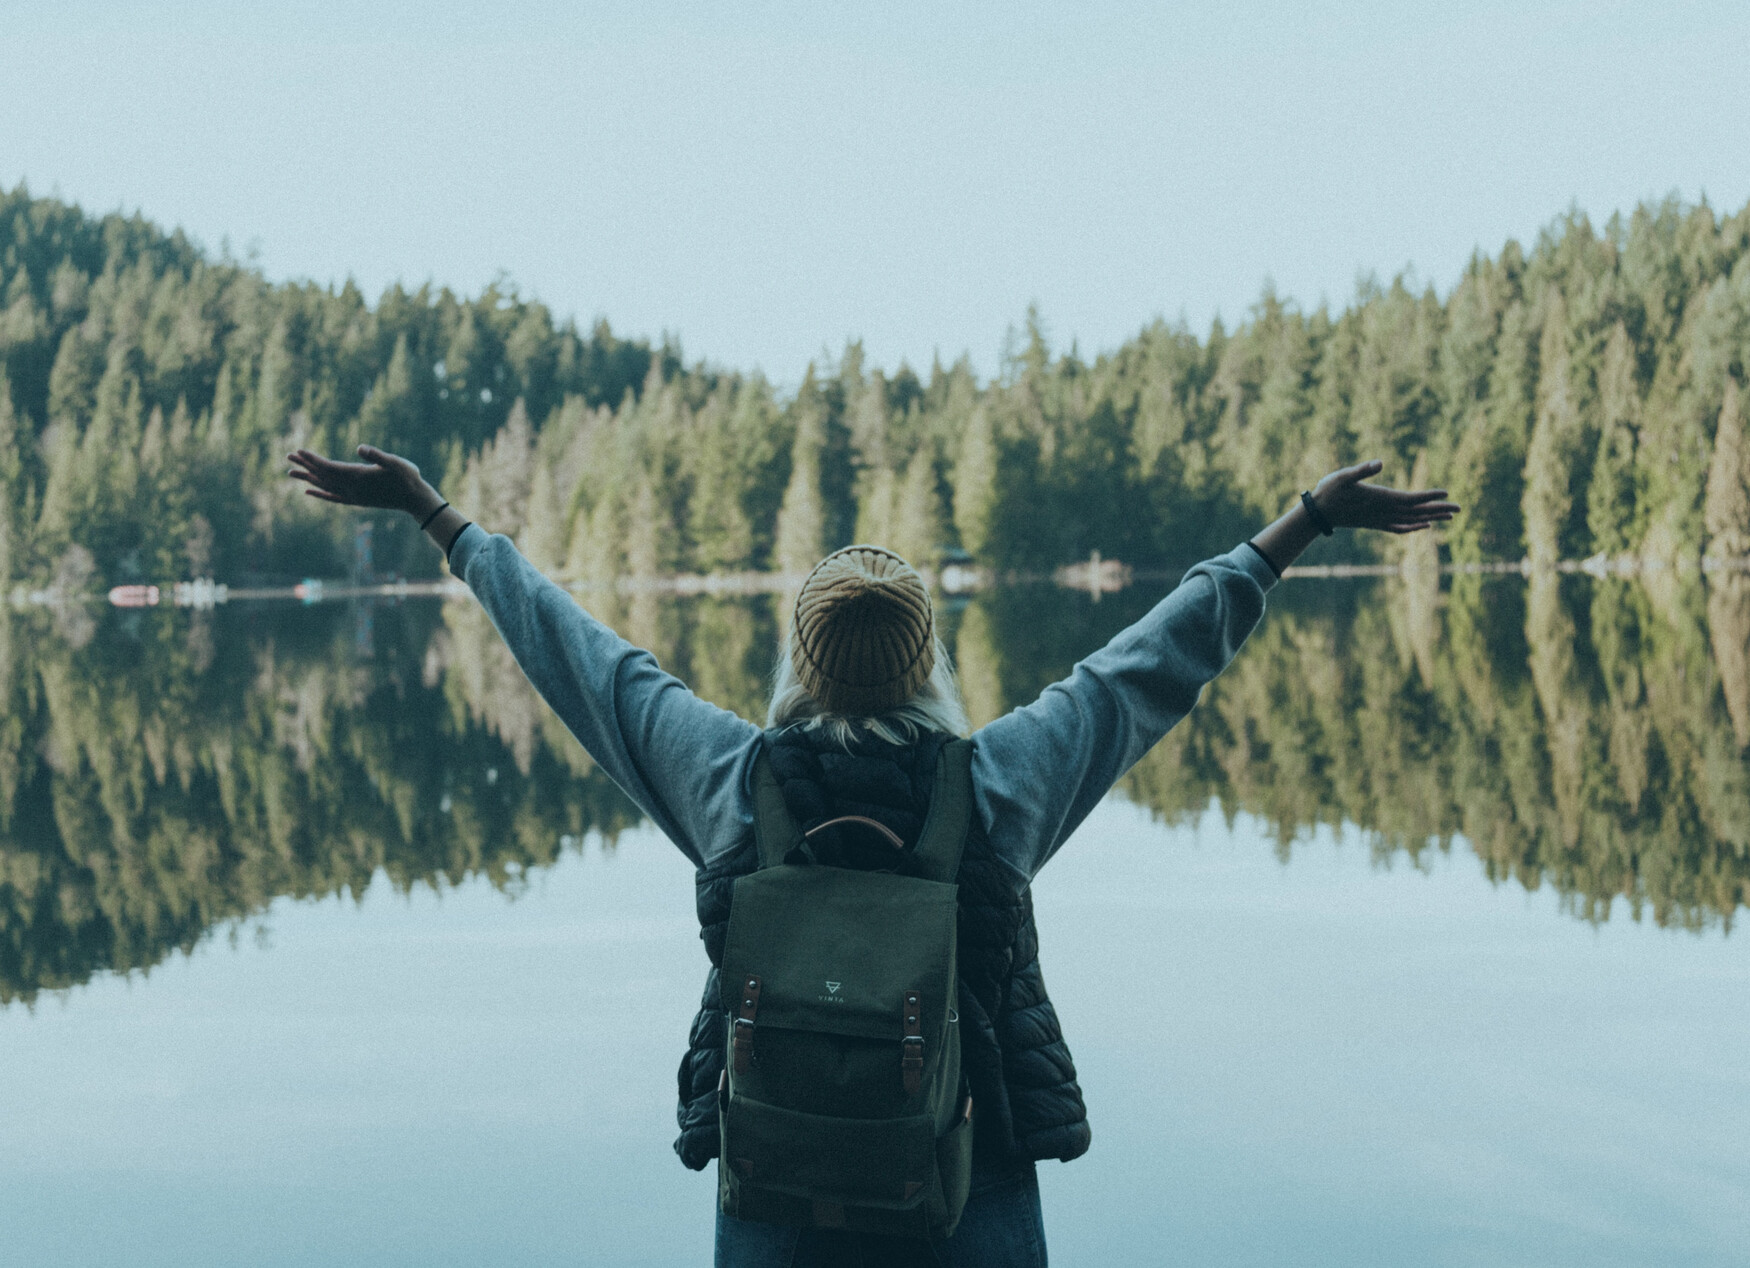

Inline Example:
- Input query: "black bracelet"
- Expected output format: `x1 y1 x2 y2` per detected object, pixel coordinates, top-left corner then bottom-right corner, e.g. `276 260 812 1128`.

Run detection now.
418 501 450 532
1300 490 1334 537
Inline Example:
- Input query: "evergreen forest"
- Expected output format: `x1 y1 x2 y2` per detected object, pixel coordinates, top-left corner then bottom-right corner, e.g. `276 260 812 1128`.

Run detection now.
5 186 1750 589
5 186 1750 1002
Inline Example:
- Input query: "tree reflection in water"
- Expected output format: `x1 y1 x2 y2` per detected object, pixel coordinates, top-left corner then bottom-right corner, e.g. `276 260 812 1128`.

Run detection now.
3 568 1747 1005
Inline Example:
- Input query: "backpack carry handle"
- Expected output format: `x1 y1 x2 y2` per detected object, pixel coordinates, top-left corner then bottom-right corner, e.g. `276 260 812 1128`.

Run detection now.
804 815 906 851
748 740 972 880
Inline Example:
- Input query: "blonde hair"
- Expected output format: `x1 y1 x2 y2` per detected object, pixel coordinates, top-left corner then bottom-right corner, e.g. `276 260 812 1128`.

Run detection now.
766 633 971 746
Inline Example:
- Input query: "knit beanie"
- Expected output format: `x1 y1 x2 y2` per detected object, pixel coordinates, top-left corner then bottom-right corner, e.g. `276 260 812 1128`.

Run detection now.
791 545 935 715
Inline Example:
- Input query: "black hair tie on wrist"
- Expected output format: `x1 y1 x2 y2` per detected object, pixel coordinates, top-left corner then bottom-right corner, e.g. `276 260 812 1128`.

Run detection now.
1244 539 1282 579
1301 490 1334 537
445 520 473 561
418 501 450 532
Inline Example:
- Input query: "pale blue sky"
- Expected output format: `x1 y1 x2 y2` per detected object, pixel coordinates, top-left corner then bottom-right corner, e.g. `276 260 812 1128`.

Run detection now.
6 1 1748 384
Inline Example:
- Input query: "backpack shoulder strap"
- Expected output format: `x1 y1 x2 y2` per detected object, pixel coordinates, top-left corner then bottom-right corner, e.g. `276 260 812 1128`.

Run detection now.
909 738 973 883
750 750 804 870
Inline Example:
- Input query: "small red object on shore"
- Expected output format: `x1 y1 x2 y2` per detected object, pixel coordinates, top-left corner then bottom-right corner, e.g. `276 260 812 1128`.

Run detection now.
107 585 161 607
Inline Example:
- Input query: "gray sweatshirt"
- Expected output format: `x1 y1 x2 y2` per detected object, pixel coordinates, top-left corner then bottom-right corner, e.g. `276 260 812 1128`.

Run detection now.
449 525 1277 889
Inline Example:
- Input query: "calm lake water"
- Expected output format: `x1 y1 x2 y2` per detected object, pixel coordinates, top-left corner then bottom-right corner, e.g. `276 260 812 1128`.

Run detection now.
3 572 1748 1265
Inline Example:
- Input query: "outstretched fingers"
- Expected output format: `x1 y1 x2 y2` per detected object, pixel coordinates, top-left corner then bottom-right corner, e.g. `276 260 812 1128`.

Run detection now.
290 449 373 477
1371 490 1457 526
1385 487 1450 506
289 448 339 473
287 449 367 504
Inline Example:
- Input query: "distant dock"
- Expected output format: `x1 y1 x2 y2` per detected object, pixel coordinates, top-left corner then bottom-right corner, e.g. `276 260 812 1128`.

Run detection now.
94 578 473 608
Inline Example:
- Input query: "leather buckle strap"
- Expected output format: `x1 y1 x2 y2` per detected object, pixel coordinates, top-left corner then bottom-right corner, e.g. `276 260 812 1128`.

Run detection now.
901 990 924 1095
731 976 761 1074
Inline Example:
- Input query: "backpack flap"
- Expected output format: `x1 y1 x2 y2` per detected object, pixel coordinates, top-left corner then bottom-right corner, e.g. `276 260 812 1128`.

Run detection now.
720 866 958 1050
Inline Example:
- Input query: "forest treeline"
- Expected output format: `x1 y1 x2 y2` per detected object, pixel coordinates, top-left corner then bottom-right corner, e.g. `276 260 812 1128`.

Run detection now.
5 186 1750 588
4 566 1747 1003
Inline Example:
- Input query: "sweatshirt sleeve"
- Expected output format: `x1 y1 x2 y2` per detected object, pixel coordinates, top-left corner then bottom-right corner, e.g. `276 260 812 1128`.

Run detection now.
448 525 761 868
969 542 1278 884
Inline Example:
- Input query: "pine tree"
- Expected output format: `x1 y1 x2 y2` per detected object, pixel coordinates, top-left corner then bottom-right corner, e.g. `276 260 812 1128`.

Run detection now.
1437 264 1503 425
567 433 633 584
47 324 104 426
1449 300 1535 561
354 332 421 458
848 371 889 473
1586 323 1643 556
1349 280 1440 480
568 492 624 584
521 461 566 574
623 470 676 579
460 397 534 539
890 444 945 566
726 379 786 571
252 317 295 443
774 376 830 575
689 409 756 572
853 465 897 551
1704 378 1750 558
953 405 999 560
41 356 148 576
0 373 17 584
1522 295 1588 566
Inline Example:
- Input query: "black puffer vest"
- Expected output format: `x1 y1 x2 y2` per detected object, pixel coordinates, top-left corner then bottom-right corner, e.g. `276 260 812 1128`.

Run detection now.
674 725 1092 1170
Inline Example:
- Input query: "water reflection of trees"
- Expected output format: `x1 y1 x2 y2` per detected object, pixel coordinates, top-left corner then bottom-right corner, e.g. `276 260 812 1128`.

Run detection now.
5 571 1747 1003
0 602 642 1005
1114 573 1750 931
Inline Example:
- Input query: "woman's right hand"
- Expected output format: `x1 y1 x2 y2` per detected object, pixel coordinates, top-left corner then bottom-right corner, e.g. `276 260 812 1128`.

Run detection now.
287 445 444 519
1310 460 1458 534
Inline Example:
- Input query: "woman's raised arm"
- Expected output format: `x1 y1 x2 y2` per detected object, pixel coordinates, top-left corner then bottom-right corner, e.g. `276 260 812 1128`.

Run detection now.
287 446 763 868
970 460 1457 884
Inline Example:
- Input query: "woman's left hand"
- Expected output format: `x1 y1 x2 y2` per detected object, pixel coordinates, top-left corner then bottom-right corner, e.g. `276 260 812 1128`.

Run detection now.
1312 460 1459 534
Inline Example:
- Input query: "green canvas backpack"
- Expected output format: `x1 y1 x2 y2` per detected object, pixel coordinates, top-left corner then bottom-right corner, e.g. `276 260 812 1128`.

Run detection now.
717 739 976 1240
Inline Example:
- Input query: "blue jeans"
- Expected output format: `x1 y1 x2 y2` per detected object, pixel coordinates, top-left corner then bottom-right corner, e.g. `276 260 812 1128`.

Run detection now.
714 1160 1048 1268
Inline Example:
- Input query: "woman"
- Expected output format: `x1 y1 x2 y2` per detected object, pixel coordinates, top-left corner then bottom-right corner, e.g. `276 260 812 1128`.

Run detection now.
289 444 1455 1266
